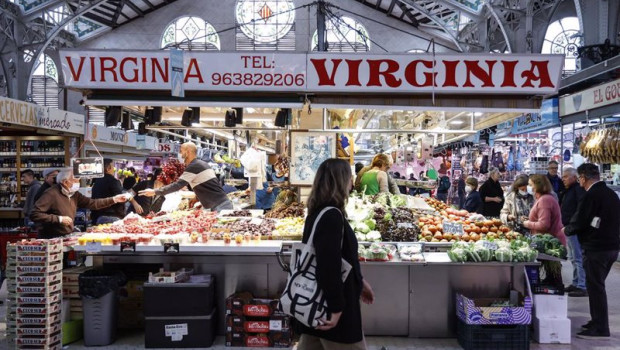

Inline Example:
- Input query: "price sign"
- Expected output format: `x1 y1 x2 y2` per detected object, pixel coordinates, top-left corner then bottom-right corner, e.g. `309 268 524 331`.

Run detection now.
442 220 464 236
163 243 180 253
397 223 414 229
120 241 136 252
482 241 499 250
85 241 102 253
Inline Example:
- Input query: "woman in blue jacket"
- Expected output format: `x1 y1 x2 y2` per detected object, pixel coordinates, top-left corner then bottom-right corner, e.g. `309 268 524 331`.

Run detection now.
463 177 483 214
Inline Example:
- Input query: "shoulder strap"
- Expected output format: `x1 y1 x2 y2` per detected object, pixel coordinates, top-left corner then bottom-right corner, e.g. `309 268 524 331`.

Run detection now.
307 206 343 246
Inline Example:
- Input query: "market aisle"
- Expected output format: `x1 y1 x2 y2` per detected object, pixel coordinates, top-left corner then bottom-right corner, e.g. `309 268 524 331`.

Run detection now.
1 262 619 350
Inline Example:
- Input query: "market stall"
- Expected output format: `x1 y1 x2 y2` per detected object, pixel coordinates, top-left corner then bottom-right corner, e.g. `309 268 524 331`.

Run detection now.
42 50 566 343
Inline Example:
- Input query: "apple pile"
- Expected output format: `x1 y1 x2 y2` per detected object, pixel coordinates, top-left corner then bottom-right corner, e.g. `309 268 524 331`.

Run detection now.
417 215 522 243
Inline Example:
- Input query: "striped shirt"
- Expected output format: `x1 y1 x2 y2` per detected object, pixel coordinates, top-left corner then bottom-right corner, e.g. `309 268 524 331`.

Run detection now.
156 159 230 210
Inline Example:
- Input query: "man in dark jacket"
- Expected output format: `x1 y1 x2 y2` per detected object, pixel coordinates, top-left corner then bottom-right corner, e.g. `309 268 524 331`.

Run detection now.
560 167 587 297
547 160 566 201
91 159 133 224
564 163 620 340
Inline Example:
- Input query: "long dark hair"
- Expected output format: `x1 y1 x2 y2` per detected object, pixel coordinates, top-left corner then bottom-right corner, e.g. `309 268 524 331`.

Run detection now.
307 159 351 217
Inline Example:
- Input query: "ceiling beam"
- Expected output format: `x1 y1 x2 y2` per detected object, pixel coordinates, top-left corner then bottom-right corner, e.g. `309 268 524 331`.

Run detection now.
398 0 463 51
141 0 155 10
110 0 125 26
125 0 144 17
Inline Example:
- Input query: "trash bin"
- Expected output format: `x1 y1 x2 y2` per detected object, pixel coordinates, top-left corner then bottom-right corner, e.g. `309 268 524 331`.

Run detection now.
79 270 126 346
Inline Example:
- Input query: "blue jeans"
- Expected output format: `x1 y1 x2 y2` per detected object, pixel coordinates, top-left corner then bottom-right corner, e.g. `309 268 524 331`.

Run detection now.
567 235 586 289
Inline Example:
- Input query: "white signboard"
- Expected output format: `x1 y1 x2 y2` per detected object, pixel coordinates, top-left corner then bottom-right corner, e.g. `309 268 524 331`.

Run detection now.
0 96 85 134
559 78 620 116
59 51 564 95
87 124 129 146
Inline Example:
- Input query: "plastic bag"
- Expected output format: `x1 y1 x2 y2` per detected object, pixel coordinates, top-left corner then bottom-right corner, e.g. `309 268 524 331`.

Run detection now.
79 270 127 299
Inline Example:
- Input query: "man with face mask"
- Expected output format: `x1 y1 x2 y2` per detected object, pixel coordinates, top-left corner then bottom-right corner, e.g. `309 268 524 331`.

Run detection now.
140 142 232 211
33 168 59 204
560 167 587 297
30 168 129 239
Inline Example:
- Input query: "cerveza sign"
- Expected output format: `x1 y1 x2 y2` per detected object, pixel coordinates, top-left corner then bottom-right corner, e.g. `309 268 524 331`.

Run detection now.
0 96 85 135
59 51 564 95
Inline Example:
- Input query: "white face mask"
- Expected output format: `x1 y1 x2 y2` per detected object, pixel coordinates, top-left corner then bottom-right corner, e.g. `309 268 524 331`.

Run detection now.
465 185 473 193
62 181 80 197
527 185 534 195
518 190 528 196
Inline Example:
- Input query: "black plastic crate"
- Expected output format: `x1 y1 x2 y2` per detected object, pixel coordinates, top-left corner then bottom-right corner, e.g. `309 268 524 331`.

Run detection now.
457 319 530 350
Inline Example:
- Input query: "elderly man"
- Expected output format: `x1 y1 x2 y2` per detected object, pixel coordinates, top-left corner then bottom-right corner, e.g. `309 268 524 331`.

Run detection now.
33 168 59 203
561 167 587 297
564 163 620 340
547 160 566 201
140 142 232 211
31 168 129 239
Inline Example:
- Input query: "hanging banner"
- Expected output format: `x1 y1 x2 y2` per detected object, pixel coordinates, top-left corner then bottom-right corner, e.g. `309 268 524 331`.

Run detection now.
0 96 85 134
170 49 185 98
512 98 559 134
59 50 564 95
559 78 620 116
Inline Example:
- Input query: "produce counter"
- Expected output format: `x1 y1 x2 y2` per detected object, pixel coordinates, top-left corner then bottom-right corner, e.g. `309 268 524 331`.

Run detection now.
74 244 537 338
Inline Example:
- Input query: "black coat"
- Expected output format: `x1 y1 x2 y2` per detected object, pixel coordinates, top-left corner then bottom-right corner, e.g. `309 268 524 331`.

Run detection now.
91 173 125 222
298 207 364 344
479 179 504 217
560 183 585 226
464 191 483 214
565 182 620 252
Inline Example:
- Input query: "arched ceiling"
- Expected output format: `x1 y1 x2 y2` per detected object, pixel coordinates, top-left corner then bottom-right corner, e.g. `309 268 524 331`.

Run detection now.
1 0 567 52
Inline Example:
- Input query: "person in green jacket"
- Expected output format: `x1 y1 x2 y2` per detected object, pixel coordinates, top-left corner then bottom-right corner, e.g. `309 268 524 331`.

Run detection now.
359 154 391 195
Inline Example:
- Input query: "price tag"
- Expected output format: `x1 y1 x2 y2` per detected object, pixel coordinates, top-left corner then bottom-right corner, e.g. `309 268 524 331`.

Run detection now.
120 241 136 252
442 220 464 236
85 241 102 253
163 243 180 253
165 323 188 337
482 241 499 250
269 320 283 331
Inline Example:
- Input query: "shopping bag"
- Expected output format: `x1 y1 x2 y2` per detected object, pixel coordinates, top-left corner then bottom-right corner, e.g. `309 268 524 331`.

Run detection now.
280 207 351 328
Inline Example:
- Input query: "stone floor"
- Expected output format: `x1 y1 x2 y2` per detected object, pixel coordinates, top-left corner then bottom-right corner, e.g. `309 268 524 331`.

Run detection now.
1 261 619 350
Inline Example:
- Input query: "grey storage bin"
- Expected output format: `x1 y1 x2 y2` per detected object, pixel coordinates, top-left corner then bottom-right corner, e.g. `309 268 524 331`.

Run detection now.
82 291 118 346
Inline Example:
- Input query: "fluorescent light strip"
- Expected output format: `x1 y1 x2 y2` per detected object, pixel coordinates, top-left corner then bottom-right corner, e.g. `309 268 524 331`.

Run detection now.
312 104 539 113
83 98 303 109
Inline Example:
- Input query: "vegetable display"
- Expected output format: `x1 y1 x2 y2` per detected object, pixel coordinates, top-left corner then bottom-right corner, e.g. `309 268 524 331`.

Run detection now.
447 239 538 263
531 234 567 259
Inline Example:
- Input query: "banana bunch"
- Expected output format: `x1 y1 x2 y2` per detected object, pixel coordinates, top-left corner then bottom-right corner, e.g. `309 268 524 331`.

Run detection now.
213 153 242 168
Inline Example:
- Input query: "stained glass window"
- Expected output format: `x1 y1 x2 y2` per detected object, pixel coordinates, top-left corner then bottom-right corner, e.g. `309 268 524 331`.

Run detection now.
30 54 59 108
542 17 582 73
235 0 296 50
312 16 370 52
161 16 220 50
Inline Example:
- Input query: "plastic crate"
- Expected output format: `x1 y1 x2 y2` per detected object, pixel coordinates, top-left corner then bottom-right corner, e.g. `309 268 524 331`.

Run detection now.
457 319 530 350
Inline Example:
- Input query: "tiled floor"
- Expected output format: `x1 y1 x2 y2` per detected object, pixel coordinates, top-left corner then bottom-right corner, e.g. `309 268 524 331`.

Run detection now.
1 261 619 350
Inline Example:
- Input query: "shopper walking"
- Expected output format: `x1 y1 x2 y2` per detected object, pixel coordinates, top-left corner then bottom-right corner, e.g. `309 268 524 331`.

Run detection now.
463 177 483 214
564 163 620 340
478 168 504 217
560 167 587 297
500 174 534 234
139 142 232 211
298 158 374 350
21 169 41 223
30 168 128 239
547 160 565 201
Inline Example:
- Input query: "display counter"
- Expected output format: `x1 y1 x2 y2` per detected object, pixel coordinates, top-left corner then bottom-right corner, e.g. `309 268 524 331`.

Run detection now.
73 243 537 338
